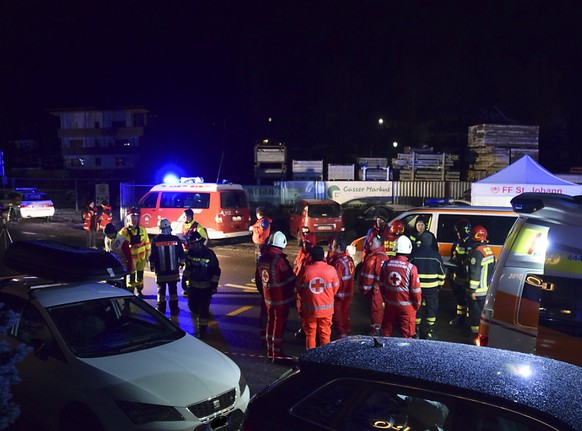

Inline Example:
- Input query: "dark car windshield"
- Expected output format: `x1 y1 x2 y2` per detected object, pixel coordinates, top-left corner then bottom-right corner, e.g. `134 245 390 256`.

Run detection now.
49 297 184 358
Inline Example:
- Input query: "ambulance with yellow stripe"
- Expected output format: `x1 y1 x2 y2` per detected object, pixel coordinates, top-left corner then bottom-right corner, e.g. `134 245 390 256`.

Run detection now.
478 193 582 367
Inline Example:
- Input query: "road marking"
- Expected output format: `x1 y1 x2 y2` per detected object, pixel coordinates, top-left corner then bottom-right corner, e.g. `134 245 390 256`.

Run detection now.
223 283 256 292
225 305 254 317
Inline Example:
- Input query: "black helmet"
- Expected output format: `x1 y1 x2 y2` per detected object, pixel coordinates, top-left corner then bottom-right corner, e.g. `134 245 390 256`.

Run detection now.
104 223 117 236
454 219 472 239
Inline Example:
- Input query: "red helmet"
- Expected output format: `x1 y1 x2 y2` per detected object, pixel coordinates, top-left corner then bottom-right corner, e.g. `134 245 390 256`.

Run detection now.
389 220 405 235
471 225 488 242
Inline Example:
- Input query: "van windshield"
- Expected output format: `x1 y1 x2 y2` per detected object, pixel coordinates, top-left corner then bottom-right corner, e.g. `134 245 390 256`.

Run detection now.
308 204 341 218
220 191 248 209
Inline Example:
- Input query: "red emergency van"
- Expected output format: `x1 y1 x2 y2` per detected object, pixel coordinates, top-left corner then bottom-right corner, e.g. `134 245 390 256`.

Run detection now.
136 180 251 239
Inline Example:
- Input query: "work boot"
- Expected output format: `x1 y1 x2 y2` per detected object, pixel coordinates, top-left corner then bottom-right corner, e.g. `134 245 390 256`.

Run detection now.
426 328 437 340
157 302 166 314
449 315 466 326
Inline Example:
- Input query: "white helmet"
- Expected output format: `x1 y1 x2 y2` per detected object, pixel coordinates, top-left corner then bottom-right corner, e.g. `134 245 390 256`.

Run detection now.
396 235 413 255
270 231 287 249
158 218 171 231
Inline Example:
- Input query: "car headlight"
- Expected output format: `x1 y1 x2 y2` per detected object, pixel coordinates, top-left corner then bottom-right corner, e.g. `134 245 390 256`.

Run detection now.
115 400 184 425
239 372 248 396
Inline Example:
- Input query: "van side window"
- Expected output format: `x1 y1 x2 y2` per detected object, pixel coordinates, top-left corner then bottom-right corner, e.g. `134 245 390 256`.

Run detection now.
437 215 517 246
183 193 210 209
220 191 248 209
139 192 159 209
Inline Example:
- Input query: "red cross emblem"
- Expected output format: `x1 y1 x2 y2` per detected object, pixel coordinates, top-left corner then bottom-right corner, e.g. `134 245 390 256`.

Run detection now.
309 277 325 294
389 271 402 286
261 269 270 284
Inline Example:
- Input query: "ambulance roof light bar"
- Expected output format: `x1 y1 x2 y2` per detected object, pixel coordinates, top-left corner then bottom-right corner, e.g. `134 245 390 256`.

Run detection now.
180 177 205 184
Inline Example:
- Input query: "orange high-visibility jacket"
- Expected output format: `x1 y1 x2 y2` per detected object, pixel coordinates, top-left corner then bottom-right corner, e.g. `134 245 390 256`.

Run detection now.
296 261 340 318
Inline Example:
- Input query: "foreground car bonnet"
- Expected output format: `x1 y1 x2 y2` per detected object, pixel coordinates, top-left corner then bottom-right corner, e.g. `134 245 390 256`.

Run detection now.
80 335 240 406
300 336 582 430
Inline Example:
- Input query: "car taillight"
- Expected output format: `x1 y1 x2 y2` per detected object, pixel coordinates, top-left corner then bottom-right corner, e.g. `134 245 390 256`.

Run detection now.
476 334 489 347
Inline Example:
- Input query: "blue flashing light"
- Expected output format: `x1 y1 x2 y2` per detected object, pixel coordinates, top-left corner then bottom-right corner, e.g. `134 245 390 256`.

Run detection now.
163 173 180 184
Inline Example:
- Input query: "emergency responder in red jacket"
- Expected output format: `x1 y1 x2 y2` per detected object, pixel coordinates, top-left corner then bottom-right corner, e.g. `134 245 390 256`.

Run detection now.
362 210 391 262
379 235 422 338
82 201 99 248
252 206 272 332
255 231 296 361
150 218 185 316
448 219 472 326
327 237 355 338
183 231 221 339
360 234 389 335
292 232 317 339
296 245 340 349
98 201 113 231
410 233 446 339
385 219 405 257
468 225 496 341
293 233 316 275
252 206 272 262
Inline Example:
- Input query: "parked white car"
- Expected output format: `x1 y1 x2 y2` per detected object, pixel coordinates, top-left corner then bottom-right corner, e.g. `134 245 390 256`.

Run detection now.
0 241 249 431
5 188 55 220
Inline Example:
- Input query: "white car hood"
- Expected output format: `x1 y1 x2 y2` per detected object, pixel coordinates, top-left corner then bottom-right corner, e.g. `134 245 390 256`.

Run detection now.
79 334 240 406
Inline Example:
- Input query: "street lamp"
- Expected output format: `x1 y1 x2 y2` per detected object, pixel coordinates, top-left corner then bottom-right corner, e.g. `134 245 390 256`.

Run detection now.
392 141 398 149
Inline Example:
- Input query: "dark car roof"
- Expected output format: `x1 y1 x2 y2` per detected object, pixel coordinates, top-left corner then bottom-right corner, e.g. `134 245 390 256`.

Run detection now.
300 336 582 430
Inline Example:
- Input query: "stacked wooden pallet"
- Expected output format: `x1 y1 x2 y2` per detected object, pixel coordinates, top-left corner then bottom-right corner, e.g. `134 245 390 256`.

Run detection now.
394 152 460 181
467 124 539 178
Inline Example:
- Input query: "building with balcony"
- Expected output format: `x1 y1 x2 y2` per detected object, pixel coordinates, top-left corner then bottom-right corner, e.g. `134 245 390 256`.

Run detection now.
50 107 148 173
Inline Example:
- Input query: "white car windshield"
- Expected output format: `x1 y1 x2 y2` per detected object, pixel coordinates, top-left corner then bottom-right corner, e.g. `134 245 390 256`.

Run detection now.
48 297 184 358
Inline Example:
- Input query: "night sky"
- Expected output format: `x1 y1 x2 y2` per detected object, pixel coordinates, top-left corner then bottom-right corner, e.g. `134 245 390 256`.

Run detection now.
1 1 581 183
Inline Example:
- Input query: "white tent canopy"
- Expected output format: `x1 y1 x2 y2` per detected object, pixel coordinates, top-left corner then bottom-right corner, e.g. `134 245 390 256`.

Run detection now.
471 155 582 207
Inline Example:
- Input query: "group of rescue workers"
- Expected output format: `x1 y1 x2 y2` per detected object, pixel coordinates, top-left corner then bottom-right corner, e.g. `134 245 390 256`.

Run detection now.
252 206 496 362
99 206 218 339
88 200 495 355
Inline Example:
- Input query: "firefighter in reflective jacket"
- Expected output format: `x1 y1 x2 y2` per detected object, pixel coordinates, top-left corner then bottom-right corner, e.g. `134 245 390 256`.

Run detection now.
183 231 221 339
327 237 355 338
296 246 340 349
182 209 208 245
379 236 422 338
448 219 472 326
104 222 133 289
150 218 185 316
255 231 296 360
410 234 446 339
119 210 151 297
468 225 496 340
360 234 389 336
